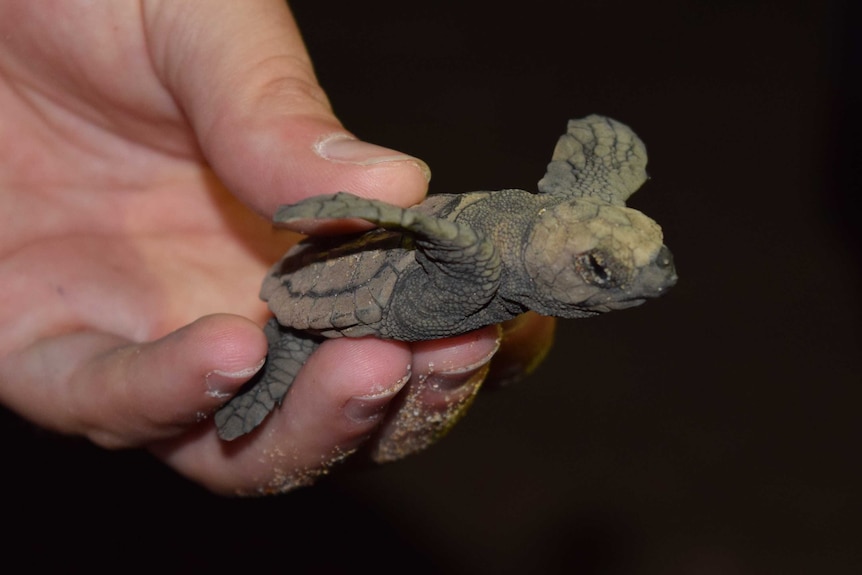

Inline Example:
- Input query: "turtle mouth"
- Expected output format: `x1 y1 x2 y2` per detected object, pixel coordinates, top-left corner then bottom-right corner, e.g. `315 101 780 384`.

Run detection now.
592 298 647 313
613 297 647 308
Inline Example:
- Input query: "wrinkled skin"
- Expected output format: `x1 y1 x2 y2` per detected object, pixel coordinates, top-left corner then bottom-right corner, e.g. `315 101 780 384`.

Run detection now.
0 0 554 495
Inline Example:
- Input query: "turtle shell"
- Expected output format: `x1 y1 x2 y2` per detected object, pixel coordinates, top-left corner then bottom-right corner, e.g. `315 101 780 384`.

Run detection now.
260 228 416 338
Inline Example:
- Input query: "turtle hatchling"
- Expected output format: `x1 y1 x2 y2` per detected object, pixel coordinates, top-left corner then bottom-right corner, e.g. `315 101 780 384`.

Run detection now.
215 114 677 440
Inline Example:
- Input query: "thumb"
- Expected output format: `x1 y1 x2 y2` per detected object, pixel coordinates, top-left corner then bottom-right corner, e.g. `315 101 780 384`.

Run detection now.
146 1 430 216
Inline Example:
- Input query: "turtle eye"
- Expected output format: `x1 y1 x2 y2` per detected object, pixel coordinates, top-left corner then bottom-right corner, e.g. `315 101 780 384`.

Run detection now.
575 252 614 287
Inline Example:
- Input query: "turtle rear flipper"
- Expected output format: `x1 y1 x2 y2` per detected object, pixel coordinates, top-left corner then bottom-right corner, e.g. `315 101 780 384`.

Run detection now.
537 115 648 205
215 319 321 440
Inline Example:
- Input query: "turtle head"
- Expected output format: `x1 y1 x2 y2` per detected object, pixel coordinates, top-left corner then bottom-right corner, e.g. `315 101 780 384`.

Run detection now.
521 199 677 318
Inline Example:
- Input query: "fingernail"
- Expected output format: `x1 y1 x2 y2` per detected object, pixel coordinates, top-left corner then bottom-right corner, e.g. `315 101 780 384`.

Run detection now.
205 357 266 399
343 368 412 423
315 134 431 182
425 332 501 392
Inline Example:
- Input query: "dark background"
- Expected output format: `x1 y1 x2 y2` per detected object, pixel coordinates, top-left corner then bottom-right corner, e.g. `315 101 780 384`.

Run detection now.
5 1 859 573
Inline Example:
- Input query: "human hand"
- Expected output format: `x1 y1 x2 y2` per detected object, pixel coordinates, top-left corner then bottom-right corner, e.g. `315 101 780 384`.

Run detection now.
0 0 555 495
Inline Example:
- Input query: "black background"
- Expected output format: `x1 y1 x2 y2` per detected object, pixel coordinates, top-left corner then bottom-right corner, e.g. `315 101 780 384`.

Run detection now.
5 1 859 573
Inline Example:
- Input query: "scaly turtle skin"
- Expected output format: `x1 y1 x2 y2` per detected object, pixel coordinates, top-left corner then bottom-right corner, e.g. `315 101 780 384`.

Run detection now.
215 115 677 440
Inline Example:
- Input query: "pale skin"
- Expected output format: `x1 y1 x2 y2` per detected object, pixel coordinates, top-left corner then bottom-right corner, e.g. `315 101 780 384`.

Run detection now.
0 0 554 495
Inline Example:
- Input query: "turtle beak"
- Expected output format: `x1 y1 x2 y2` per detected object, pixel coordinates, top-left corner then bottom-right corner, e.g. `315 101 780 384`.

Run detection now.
637 245 677 298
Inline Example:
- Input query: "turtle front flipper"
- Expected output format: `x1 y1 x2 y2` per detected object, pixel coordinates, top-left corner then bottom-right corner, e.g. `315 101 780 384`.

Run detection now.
276 192 500 288
537 115 648 206
215 319 321 440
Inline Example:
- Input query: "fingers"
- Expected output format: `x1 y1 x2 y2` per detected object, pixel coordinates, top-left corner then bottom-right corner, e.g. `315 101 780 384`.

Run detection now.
0 309 550 495
144 0 430 217
370 326 501 463
148 317 546 493
152 325 500 495
366 314 555 463
0 314 267 449
152 327 506 495
153 336 414 496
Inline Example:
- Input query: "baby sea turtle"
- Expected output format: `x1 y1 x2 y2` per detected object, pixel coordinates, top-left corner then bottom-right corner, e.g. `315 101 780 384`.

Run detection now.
215 115 677 440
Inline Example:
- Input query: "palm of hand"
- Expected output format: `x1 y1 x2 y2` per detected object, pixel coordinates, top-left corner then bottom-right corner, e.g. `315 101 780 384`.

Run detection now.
0 97 289 354
0 3 284 333
0 5 362 493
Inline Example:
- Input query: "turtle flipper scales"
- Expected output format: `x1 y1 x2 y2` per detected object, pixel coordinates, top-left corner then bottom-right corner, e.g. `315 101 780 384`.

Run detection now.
537 115 648 205
215 319 321 440
275 192 500 284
